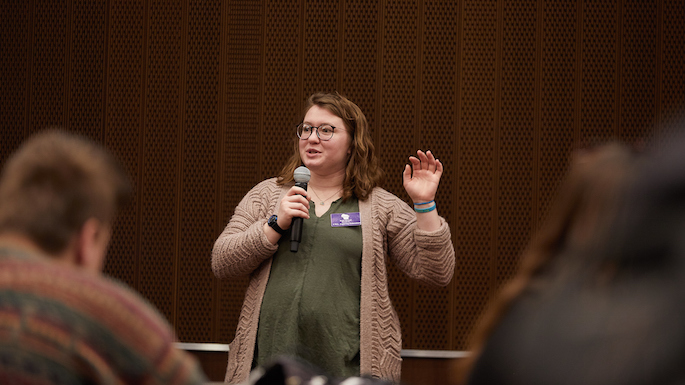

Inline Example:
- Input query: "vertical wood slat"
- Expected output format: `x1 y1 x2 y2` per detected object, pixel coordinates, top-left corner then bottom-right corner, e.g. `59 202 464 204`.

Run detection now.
213 0 230 343
496 0 537 292
452 0 499 350
68 0 107 141
172 0 190 332
411 0 459 350
29 1 69 134
138 0 185 325
661 0 685 128
0 3 31 169
103 0 147 290
218 0 266 343
176 0 222 343
379 0 421 349
619 0 658 143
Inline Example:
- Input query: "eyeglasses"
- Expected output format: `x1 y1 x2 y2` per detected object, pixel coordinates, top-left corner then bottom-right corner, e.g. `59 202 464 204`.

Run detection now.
296 123 338 141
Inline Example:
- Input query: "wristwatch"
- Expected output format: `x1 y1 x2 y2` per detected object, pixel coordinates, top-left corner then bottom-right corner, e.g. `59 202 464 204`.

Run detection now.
267 215 286 235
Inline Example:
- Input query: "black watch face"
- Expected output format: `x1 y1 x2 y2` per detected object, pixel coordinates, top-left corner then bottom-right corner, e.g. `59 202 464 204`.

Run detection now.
268 215 283 234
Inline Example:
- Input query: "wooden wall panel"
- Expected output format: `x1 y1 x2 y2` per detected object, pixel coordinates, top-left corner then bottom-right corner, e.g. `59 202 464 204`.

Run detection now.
29 1 69 134
68 0 107 140
661 0 685 129
411 0 458 350
176 0 223 343
103 0 147 290
138 0 185 325
303 0 341 95
262 0 301 179
340 0 380 133
1 0 683 355
537 1 577 225
0 3 30 169
496 0 537 292
452 0 499 350
218 0 264 343
619 0 658 143
580 1 620 140
379 0 422 350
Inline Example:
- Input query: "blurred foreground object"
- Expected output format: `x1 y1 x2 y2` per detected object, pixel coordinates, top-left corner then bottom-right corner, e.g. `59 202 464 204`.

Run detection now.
463 126 685 385
0 130 206 384
244 357 394 385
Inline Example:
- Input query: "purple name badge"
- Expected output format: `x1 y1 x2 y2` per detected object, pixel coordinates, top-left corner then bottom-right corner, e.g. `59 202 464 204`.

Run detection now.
330 212 361 227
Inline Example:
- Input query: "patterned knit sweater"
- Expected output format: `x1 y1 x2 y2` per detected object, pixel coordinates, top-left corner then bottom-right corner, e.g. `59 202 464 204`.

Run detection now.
212 178 455 383
0 247 207 384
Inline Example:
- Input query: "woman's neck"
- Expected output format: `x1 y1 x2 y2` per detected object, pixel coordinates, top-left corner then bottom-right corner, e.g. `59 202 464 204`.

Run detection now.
308 170 345 190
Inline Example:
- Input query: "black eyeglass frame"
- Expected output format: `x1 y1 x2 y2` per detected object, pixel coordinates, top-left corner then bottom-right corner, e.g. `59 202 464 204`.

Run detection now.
296 123 338 141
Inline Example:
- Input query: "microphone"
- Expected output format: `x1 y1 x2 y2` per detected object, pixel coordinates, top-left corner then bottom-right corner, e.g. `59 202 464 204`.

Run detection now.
290 166 311 252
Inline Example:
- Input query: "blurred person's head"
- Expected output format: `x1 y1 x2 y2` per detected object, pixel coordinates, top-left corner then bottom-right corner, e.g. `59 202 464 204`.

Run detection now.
453 140 637 385
458 124 685 385
602 128 685 273
0 129 132 273
277 92 384 201
536 141 637 260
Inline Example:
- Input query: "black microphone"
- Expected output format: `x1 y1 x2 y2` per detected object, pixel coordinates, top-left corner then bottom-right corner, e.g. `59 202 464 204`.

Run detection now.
290 166 311 252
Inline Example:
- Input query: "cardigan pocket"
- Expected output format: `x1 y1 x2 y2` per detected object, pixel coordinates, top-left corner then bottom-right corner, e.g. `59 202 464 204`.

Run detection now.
379 349 402 383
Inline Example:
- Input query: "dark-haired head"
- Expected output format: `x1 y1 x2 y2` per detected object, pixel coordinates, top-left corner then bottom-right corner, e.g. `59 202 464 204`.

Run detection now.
0 129 132 259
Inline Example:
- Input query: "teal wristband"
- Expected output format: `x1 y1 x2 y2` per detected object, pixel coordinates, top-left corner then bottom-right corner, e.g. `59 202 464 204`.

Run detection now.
415 203 436 213
413 200 434 206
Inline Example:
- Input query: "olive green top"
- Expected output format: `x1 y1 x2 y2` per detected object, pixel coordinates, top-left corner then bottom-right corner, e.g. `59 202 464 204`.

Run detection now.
256 197 363 378
213 179 455 383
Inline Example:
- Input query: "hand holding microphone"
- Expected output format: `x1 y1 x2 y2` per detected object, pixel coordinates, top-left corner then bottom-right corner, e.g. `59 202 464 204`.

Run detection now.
290 166 311 252
265 167 311 246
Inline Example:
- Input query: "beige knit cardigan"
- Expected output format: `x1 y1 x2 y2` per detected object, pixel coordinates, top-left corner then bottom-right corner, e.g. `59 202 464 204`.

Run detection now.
212 178 455 384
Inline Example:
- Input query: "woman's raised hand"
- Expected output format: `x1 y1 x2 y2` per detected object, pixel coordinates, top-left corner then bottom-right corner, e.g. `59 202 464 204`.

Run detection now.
402 150 443 204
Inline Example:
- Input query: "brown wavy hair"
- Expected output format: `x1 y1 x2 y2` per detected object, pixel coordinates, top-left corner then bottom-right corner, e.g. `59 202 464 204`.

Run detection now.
276 92 384 201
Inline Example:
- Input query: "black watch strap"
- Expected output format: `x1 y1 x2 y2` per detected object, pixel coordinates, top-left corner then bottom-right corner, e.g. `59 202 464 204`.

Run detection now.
267 215 286 235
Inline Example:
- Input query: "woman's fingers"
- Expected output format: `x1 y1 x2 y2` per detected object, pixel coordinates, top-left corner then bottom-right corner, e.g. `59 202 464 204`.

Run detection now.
410 150 439 174
403 163 415 187
417 150 428 170
279 187 311 224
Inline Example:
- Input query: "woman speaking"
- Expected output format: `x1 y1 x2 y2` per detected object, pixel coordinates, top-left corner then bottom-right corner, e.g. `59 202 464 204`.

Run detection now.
212 92 455 383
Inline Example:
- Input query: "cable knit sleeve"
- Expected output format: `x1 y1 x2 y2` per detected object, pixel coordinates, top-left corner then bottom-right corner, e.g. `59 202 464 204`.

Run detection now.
376 189 455 287
211 179 283 279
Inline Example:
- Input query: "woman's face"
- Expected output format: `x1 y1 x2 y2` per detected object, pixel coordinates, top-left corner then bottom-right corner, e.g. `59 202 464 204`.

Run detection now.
299 105 352 177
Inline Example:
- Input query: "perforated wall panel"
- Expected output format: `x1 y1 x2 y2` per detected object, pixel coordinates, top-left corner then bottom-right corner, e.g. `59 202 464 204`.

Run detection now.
453 0 499 350
175 0 222 343
102 0 147 289
0 3 29 169
218 0 264 343
340 0 380 134
618 1 658 143
2 0 683 355
661 0 685 130
303 0 341 96
496 0 537 293
537 1 577 225
29 1 69 133
68 0 107 140
379 0 422 349
580 1 619 141
138 0 185 324
262 0 301 179
411 0 458 350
